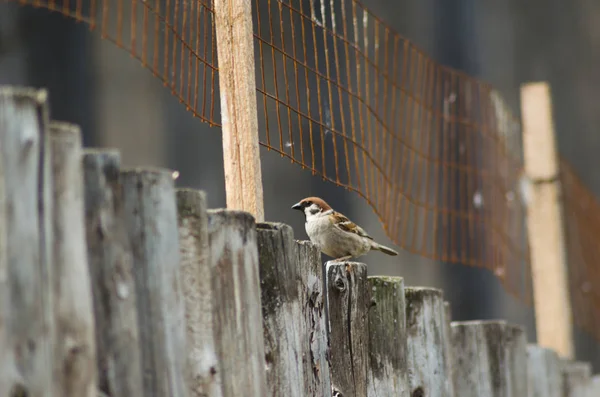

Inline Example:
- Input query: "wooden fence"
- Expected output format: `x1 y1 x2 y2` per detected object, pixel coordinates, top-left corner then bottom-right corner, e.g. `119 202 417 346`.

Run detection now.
1 85 599 397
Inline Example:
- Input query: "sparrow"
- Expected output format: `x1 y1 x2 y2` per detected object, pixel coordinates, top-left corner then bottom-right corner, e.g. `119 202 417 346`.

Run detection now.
291 196 398 261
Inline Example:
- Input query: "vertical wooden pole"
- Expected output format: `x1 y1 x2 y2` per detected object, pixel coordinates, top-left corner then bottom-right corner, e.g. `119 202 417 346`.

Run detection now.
326 262 369 397
366 276 408 396
404 287 454 397
176 189 223 397
121 169 188 397
527 345 563 397
296 241 331 396
207 209 268 397
257 223 305 397
0 87 54 397
83 150 144 397
520 82 574 358
49 122 97 397
213 0 264 222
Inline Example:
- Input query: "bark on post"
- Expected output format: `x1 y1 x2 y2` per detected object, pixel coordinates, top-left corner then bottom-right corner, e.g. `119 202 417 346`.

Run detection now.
176 189 222 397
296 240 331 396
0 87 54 397
366 276 408 396
326 262 369 397
451 321 527 397
122 168 188 397
405 287 453 397
49 122 97 397
207 210 268 397
257 223 305 396
526 345 562 397
83 149 143 396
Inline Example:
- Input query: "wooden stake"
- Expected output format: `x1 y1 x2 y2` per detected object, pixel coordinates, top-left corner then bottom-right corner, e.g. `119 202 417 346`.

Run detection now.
213 0 264 222
520 82 574 358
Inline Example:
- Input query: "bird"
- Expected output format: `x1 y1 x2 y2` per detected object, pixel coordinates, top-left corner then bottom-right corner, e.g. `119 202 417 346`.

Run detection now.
291 196 398 261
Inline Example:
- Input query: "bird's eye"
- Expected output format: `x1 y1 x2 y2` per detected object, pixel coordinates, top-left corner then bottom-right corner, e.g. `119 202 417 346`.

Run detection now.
306 201 312 205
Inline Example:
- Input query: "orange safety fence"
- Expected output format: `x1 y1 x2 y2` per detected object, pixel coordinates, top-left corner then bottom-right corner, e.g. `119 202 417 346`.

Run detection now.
561 158 600 340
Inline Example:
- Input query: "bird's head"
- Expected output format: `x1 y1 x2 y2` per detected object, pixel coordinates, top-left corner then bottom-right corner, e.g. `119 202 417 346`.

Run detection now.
291 196 332 219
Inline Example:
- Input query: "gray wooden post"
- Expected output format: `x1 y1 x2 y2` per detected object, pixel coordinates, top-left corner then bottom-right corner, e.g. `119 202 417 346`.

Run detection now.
207 209 268 397
0 87 54 397
405 287 453 397
296 240 331 396
590 375 600 396
176 189 222 397
326 261 369 397
451 320 527 397
526 345 562 397
562 361 592 397
83 149 144 397
49 122 97 397
257 223 305 397
122 168 188 397
366 276 408 396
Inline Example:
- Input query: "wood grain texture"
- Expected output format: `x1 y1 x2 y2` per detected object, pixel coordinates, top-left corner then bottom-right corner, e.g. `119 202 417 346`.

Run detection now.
296 240 331 397
0 86 54 397
49 122 97 397
326 262 369 397
207 209 268 397
451 320 527 397
562 361 592 397
405 287 453 397
83 149 143 397
122 168 188 397
257 223 305 397
366 276 408 396
442 301 455 396
213 0 264 221
520 82 574 358
176 189 222 397
526 345 562 397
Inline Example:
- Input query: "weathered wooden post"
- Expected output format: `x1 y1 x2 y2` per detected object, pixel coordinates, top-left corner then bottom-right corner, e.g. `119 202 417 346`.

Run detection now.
83 149 144 396
122 168 188 397
405 287 454 397
591 375 600 396
207 210 268 397
562 361 592 397
296 240 331 396
0 87 54 397
326 261 369 397
366 276 408 396
49 122 97 397
176 189 222 397
451 320 527 396
257 223 305 396
526 345 562 397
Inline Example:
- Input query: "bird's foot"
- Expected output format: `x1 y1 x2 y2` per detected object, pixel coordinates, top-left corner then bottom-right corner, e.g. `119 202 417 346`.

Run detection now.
332 255 353 262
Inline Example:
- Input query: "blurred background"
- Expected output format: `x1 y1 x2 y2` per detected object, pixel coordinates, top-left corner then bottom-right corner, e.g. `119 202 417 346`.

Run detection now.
1 0 599 368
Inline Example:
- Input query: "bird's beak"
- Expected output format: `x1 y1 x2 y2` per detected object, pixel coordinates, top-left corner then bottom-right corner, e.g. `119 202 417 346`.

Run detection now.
291 202 303 211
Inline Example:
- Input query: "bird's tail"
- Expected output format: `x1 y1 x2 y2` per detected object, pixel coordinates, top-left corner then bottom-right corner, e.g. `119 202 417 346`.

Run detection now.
371 242 399 256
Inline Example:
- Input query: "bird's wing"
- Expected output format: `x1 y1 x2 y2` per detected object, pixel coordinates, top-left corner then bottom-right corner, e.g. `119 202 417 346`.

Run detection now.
330 211 374 240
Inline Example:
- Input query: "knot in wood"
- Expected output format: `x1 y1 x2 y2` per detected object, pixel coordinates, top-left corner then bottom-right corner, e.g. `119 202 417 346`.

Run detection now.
333 274 346 291
412 386 425 397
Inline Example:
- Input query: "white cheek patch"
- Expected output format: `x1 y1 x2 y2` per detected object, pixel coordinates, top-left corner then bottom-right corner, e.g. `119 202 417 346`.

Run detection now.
308 205 321 215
